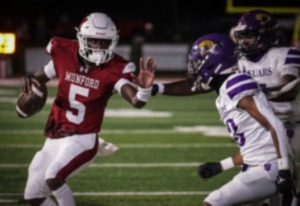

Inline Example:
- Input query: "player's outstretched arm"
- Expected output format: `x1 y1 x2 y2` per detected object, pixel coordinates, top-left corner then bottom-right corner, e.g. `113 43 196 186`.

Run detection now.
120 56 156 108
151 80 213 96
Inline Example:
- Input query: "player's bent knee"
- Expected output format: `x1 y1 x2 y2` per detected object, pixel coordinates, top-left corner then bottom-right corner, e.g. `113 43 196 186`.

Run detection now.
25 197 46 206
203 201 212 206
24 178 49 200
46 178 65 191
204 190 223 205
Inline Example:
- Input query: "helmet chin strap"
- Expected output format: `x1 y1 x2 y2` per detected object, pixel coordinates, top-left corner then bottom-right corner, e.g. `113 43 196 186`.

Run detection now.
191 76 202 92
191 81 211 92
191 76 211 92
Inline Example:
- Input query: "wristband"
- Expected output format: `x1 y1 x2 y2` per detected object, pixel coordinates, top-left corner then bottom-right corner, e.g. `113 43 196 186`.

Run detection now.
151 83 164 96
157 83 165 94
220 157 234 171
136 87 152 102
278 157 289 170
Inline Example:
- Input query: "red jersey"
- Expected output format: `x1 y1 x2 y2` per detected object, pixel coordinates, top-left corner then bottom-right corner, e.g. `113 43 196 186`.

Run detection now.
44 37 134 138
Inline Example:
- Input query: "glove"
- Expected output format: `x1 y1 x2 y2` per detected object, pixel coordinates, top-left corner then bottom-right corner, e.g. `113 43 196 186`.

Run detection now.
276 170 296 195
151 84 159 96
197 162 222 179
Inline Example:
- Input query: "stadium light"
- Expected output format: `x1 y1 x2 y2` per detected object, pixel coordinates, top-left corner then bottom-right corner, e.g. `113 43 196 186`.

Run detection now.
0 33 16 55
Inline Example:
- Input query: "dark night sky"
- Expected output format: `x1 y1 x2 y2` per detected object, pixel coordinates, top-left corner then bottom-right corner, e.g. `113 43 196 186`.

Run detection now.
0 0 232 43
1 0 298 24
0 0 298 44
1 0 227 23
1 0 297 76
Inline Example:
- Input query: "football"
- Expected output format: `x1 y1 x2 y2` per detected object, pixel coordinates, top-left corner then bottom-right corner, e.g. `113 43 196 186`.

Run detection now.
16 79 48 118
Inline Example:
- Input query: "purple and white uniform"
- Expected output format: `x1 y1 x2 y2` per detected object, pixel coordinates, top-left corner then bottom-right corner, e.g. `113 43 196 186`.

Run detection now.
205 73 290 205
238 48 300 160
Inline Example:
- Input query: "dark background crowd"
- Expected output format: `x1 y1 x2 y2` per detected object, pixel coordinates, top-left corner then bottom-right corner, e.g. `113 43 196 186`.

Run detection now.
0 0 299 76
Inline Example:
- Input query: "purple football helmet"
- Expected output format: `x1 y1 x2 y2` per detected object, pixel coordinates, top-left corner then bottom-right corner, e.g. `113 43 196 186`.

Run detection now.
233 10 279 59
186 33 237 87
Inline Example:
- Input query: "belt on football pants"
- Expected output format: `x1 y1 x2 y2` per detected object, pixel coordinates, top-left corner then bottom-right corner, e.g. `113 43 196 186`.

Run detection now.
241 163 272 172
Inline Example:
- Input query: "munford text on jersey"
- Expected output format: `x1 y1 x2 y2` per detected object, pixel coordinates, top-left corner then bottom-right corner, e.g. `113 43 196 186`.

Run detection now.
64 71 99 89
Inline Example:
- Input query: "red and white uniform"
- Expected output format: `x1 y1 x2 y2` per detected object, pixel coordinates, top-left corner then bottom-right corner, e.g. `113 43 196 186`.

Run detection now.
24 37 135 200
44 37 135 138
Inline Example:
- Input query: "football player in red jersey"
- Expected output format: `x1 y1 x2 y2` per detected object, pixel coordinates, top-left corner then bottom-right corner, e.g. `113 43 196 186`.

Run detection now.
21 12 156 206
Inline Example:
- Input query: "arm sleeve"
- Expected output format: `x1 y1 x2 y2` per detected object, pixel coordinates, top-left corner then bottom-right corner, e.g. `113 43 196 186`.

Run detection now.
43 60 57 79
253 94 291 159
114 78 135 94
280 66 299 77
113 62 136 93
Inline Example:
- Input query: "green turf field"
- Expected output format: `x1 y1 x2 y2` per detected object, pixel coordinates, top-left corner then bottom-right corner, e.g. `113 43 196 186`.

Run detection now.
0 85 240 206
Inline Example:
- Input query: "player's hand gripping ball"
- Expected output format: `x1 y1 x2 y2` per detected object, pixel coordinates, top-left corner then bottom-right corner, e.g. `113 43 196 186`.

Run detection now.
16 75 47 118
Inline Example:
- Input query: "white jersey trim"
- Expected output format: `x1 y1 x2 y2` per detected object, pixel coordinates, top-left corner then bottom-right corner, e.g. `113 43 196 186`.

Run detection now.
122 62 136 74
280 66 299 77
114 78 135 94
44 60 57 79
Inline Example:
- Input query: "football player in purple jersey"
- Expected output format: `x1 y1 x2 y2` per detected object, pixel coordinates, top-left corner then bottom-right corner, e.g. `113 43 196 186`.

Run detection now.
187 33 294 206
151 10 300 206
233 9 300 206
188 34 293 206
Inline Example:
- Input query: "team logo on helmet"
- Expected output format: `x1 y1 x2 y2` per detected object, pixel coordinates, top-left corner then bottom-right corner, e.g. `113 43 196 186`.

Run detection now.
255 13 271 25
198 40 217 56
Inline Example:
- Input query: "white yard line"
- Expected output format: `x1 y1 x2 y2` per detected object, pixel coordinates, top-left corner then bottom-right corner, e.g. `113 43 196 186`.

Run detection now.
0 143 235 149
0 199 19 203
0 130 43 134
73 191 210 196
0 191 209 197
89 163 201 168
2 162 299 169
0 129 178 134
114 143 235 148
0 89 16 95
0 162 202 168
0 104 172 117
0 127 229 137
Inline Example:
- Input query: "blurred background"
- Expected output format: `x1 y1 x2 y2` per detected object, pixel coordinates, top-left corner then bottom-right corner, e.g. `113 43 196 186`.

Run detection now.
0 0 299 78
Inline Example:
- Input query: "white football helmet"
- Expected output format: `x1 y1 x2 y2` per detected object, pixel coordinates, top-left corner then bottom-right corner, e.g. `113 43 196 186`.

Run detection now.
76 12 119 65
